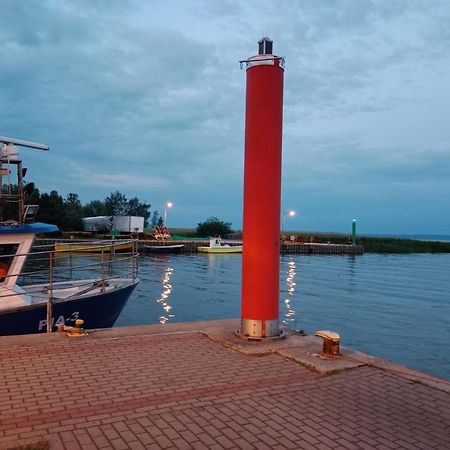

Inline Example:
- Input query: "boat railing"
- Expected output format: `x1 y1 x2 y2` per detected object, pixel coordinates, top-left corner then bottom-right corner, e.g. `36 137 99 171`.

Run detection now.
0 239 139 298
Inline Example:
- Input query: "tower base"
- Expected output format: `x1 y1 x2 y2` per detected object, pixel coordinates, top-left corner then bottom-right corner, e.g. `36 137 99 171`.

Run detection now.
239 319 281 339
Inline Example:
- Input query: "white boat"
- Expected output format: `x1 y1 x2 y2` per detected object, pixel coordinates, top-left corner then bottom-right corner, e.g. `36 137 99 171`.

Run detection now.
144 244 184 253
0 136 139 335
198 237 242 254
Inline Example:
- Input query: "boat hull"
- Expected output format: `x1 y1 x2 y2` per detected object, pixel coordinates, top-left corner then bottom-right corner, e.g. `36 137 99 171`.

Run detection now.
198 246 242 253
55 242 134 254
0 281 138 336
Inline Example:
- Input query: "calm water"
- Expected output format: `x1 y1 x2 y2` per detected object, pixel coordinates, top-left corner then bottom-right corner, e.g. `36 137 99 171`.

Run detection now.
115 253 450 381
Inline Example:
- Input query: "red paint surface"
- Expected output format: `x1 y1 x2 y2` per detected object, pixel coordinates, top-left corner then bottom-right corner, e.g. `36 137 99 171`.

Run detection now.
241 60 284 321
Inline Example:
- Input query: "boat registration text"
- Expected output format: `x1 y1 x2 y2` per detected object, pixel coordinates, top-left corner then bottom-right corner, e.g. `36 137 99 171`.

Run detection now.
38 311 80 331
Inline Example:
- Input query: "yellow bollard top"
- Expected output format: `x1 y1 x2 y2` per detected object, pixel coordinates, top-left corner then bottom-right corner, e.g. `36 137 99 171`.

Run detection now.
315 330 340 341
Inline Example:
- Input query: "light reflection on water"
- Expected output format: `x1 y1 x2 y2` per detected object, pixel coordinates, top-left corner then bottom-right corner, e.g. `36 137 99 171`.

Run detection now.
157 266 174 324
281 257 296 326
116 253 450 381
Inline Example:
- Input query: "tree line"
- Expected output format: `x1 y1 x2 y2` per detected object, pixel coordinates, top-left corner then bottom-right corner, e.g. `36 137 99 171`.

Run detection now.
3 182 236 236
24 185 160 232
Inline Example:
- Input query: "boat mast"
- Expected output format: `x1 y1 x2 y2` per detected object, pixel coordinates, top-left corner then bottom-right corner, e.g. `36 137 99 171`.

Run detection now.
0 136 49 224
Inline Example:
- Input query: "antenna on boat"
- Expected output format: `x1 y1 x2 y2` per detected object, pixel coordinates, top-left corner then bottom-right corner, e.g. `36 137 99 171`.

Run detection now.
0 136 49 151
0 136 49 163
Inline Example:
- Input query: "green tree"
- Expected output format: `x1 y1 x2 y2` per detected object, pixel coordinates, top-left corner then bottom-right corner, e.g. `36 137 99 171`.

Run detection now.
196 217 233 237
105 191 128 216
126 196 151 226
82 200 107 217
63 193 83 231
150 210 160 227
37 190 65 229
34 191 84 231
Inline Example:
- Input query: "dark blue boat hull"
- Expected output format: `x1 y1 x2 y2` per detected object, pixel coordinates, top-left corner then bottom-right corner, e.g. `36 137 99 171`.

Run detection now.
0 282 137 336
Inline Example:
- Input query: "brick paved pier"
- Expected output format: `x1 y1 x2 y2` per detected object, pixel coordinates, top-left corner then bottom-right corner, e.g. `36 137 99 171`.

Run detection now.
1 320 449 449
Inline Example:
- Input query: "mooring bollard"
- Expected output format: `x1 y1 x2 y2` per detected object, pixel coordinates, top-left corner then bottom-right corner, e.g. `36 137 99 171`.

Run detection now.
57 319 88 337
315 330 340 357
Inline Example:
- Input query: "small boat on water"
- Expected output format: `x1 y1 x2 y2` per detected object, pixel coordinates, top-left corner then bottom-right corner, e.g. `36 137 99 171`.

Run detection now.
55 240 134 254
143 226 185 253
198 237 242 254
0 136 139 336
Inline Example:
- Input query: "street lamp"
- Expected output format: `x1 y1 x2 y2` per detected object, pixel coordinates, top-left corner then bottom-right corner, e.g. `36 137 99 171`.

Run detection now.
282 210 296 234
164 202 173 227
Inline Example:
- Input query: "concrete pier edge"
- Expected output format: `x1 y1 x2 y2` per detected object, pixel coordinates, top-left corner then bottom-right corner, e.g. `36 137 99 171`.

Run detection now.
1 319 448 392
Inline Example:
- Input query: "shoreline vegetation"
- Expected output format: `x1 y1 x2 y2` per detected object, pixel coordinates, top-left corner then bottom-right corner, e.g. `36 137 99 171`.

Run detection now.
169 229 450 254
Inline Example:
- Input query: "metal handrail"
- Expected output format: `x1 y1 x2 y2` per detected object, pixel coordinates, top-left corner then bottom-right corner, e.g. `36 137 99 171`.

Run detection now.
0 240 139 311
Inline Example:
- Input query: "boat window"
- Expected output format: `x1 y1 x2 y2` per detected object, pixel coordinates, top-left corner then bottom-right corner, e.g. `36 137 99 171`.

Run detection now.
0 244 19 281
23 204 39 222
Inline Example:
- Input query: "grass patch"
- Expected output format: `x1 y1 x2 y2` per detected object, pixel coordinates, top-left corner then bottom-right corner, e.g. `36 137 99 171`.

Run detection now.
289 232 450 253
357 236 450 253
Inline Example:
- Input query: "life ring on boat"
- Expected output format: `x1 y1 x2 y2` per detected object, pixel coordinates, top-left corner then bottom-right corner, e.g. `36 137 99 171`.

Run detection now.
0 262 9 282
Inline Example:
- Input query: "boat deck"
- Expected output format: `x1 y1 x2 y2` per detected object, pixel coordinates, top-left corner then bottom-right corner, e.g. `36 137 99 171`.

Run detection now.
0 319 449 449
22 279 127 303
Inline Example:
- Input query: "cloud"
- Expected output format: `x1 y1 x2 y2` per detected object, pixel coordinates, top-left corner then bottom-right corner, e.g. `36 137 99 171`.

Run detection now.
1 0 450 232
78 171 171 189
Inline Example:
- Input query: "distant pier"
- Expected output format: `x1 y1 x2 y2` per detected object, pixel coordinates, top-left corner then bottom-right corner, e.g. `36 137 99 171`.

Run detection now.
281 242 363 255
37 239 364 255
142 240 364 255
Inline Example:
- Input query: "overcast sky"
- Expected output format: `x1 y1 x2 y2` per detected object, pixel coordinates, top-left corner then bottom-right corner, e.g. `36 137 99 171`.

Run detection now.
1 0 449 234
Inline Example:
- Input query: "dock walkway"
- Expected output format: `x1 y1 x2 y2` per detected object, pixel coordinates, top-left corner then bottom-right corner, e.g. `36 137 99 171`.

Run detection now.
1 320 449 449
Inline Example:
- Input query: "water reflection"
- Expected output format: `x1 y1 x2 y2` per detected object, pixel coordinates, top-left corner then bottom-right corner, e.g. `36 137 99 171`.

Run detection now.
118 253 450 381
156 265 174 324
347 255 357 289
282 257 296 326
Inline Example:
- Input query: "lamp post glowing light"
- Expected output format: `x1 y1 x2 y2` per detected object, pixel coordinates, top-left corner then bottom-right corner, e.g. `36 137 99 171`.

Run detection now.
164 202 173 227
282 210 296 234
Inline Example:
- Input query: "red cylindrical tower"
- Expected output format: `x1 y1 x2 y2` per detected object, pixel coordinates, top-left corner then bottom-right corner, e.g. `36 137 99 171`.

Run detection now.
240 38 284 338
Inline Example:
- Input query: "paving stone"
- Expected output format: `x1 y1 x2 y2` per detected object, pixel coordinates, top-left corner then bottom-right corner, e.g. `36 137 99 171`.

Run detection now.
0 320 449 450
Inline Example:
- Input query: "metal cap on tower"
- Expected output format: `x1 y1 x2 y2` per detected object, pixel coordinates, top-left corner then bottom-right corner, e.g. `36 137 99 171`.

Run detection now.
240 37 284 70
258 37 273 55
